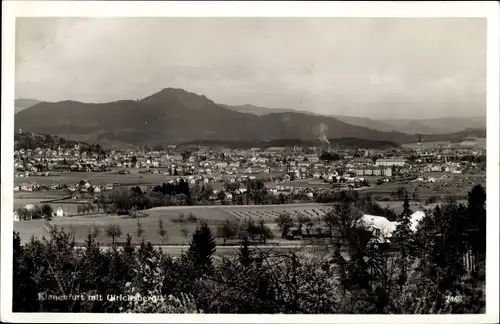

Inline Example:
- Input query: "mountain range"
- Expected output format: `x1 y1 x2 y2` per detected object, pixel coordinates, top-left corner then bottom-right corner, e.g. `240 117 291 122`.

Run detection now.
14 88 486 148
15 99 42 113
222 104 486 134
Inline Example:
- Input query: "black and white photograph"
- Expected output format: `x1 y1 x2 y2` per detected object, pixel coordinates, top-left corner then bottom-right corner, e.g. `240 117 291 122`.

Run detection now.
1 1 499 323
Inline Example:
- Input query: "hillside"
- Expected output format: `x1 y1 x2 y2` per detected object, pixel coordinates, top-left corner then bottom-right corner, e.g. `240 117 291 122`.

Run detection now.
14 131 106 153
15 99 43 113
380 116 486 134
14 88 483 147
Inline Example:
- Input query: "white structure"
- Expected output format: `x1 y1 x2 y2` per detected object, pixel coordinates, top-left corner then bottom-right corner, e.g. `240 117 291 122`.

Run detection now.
56 206 65 217
13 211 20 222
361 214 397 242
361 210 426 242
375 158 406 167
409 210 425 232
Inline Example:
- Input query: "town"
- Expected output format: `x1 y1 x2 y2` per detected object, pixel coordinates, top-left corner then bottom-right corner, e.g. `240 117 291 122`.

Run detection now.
14 136 485 199
13 131 486 242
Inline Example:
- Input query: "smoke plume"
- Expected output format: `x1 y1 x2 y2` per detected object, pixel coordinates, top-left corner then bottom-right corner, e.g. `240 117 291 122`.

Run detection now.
318 123 330 144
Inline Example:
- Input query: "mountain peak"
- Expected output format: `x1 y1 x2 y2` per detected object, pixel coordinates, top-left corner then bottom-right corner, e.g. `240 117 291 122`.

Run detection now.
140 87 214 110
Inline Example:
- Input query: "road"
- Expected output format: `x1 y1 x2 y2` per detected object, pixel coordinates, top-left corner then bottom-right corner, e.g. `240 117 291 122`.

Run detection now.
75 243 348 257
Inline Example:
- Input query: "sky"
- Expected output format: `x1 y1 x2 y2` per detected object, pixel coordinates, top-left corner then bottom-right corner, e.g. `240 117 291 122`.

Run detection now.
15 17 486 119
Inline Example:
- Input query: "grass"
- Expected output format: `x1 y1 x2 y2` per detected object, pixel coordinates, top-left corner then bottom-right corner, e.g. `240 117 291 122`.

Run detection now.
14 204 334 246
14 170 175 187
14 168 274 187
364 173 486 200
223 204 333 222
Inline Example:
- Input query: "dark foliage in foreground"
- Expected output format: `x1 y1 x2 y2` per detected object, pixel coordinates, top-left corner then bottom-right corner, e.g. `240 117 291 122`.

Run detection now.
13 185 486 314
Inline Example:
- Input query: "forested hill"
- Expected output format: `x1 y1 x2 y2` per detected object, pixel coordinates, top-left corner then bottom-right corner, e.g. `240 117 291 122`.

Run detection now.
14 132 106 154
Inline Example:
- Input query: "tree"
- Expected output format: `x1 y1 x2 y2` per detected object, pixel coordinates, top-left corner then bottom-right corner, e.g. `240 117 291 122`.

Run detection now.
216 219 238 245
257 219 274 244
32 206 42 219
465 184 486 273
105 224 122 245
245 218 260 243
396 187 408 200
246 179 267 205
16 208 30 221
158 219 167 244
131 156 138 165
152 144 164 152
187 222 216 276
238 235 253 267
295 214 308 235
90 222 100 239
217 190 226 201
180 225 189 244
41 204 53 219
392 195 415 288
135 219 144 239
412 189 420 202
87 202 95 214
276 212 295 238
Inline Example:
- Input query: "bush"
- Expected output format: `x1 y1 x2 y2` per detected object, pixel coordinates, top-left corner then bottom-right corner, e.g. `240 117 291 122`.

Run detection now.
129 211 149 219
186 213 198 223
425 196 438 205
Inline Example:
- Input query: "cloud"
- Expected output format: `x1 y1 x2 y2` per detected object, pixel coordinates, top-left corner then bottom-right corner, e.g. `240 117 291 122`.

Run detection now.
15 17 486 118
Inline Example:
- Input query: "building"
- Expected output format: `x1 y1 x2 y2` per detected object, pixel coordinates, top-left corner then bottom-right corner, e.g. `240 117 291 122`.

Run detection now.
361 210 425 242
361 214 397 242
382 167 392 177
56 206 65 217
375 158 406 167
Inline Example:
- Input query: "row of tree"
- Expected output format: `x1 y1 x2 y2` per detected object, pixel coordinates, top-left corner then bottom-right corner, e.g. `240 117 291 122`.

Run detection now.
15 204 54 221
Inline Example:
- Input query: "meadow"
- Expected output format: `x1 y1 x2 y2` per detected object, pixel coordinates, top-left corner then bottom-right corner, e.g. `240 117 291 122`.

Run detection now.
364 173 486 200
13 203 335 246
14 191 90 216
15 170 174 187
15 168 275 188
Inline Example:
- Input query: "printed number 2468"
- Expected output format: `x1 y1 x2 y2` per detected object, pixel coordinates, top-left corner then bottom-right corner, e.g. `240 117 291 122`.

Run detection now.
445 295 463 304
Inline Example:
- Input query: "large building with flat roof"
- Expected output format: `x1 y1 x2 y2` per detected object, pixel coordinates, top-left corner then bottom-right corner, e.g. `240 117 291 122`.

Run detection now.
375 158 406 167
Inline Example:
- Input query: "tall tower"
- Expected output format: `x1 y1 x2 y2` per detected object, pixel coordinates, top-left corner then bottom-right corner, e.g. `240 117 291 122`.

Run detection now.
417 133 422 154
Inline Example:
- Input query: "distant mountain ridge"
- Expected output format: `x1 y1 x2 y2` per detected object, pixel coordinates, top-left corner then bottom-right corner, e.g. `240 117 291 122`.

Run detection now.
222 103 486 134
15 88 485 148
15 99 43 113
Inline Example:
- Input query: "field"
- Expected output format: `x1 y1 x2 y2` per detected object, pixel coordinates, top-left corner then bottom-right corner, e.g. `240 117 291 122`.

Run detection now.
15 170 174 187
278 179 333 189
14 191 89 216
364 173 486 200
14 203 335 246
222 204 333 222
15 168 277 187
